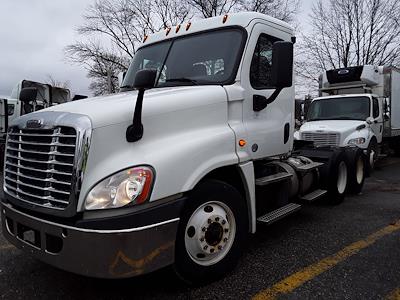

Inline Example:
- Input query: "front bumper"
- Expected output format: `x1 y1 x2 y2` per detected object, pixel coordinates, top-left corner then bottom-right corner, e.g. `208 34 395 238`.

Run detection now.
1 202 181 278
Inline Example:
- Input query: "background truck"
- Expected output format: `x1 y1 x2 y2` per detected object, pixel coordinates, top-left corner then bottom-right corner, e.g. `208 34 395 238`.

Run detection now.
0 80 75 164
1 12 366 284
295 65 400 171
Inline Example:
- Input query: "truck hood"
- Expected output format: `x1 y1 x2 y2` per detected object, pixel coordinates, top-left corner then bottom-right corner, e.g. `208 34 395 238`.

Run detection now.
39 86 227 129
300 120 366 133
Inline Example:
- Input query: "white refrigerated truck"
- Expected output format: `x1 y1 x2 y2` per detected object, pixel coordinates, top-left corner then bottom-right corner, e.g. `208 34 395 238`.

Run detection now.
296 65 400 170
1 12 366 284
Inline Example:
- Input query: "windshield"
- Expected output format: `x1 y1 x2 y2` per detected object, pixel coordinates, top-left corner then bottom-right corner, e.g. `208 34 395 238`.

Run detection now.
307 96 371 121
121 28 245 90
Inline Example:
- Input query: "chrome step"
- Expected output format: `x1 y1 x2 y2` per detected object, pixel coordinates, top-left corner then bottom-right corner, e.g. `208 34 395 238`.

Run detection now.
301 189 327 202
255 172 293 186
293 162 324 172
257 203 302 225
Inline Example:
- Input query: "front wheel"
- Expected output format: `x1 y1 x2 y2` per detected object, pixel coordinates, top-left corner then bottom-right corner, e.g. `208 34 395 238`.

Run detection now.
346 148 366 194
366 139 378 175
326 152 349 205
174 180 248 285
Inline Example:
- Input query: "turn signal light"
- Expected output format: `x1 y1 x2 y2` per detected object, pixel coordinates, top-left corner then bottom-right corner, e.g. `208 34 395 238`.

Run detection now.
239 139 246 147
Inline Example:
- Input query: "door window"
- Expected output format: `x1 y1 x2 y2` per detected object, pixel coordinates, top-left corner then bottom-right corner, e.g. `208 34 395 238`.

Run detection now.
372 98 379 118
250 34 280 89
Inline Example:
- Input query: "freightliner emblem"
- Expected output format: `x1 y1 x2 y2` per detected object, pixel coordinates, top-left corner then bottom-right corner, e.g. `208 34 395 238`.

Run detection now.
26 119 43 129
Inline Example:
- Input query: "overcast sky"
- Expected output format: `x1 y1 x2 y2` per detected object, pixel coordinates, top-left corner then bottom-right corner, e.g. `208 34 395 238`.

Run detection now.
0 0 315 98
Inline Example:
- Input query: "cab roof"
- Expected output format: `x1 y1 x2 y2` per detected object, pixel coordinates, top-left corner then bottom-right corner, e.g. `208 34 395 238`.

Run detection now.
141 12 294 47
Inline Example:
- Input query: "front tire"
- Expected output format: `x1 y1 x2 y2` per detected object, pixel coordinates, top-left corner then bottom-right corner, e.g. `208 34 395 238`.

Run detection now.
174 180 248 285
346 148 366 194
366 139 378 175
326 152 349 205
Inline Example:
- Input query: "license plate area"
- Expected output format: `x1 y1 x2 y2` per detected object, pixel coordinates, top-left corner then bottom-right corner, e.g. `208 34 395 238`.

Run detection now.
17 223 41 249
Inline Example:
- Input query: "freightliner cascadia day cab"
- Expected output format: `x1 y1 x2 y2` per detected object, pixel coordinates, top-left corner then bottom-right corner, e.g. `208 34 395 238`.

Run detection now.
1 13 366 283
296 65 400 171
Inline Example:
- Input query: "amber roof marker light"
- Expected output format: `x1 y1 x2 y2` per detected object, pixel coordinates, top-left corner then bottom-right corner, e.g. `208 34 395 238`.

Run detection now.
165 27 171 36
222 14 229 23
239 139 246 147
176 24 181 33
143 35 148 42
186 22 192 31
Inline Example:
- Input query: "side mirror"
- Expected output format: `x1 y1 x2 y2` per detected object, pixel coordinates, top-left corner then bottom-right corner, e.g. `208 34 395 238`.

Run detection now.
133 69 157 90
126 69 157 143
271 41 293 88
19 87 37 103
118 71 126 88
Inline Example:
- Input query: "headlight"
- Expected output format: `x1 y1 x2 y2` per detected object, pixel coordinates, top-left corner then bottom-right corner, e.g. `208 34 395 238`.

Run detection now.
85 166 154 210
348 137 366 145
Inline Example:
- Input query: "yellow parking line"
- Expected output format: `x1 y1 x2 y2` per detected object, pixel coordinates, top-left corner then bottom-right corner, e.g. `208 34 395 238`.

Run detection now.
387 288 400 300
0 244 14 251
253 221 400 300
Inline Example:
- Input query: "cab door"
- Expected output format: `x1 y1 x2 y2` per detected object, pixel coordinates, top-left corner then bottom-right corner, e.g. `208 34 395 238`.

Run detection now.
371 97 383 143
240 23 294 160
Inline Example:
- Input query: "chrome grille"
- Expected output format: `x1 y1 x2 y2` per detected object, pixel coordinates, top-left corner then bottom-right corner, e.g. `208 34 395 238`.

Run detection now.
4 126 77 210
302 132 340 146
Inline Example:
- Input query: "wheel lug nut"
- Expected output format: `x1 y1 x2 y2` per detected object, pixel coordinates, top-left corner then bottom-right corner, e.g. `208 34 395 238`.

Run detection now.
200 237 205 242
202 227 206 232
218 246 222 250
203 245 208 250
210 248 215 253
215 217 220 222
224 229 229 233
223 238 228 242
208 218 212 224
222 220 226 225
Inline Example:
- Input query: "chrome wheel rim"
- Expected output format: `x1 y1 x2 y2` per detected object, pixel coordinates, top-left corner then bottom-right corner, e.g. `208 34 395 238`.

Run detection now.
337 161 348 194
369 150 375 169
356 157 364 184
184 201 236 266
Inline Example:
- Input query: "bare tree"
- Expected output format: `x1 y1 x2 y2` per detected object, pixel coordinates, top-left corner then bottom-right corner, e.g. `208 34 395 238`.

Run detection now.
45 75 71 89
65 0 192 95
187 0 238 18
240 0 299 23
67 0 299 95
298 0 400 93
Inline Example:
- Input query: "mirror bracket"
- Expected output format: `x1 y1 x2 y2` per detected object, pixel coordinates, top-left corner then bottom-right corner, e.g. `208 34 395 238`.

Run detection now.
126 69 157 143
253 88 283 112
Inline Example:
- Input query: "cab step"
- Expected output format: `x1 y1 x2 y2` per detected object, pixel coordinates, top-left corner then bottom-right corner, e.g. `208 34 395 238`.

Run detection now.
292 161 324 173
255 172 293 186
300 189 327 202
257 203 302 225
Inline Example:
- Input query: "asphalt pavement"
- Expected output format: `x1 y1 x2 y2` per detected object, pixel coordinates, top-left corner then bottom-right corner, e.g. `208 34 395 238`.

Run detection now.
0 158 399 299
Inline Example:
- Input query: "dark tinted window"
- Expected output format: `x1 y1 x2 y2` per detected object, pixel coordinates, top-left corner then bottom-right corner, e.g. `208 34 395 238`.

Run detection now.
373 98 379 118
250 34 280 89
307 97 370 121
7 104 14 115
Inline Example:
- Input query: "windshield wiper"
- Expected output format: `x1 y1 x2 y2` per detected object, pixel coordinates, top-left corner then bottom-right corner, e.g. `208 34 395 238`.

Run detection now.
165 78 198 85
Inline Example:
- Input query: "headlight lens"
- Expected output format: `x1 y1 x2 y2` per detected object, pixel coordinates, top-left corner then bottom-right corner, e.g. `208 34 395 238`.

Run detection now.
348 137 366 145
85 166 154 210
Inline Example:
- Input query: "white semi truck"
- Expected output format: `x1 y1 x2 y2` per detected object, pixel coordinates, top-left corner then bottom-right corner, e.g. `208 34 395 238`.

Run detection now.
296 65 400 171
1 13 366 283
